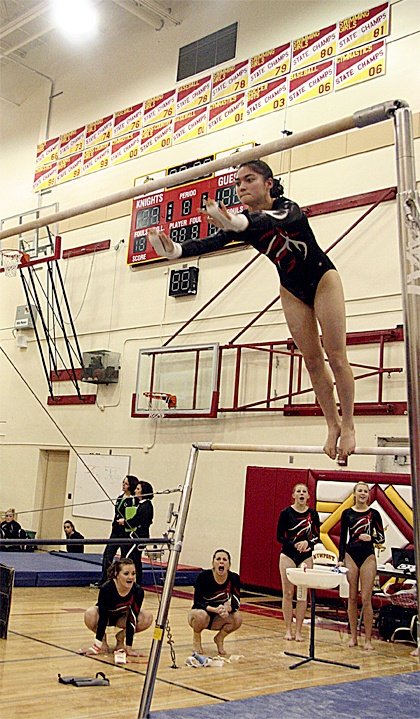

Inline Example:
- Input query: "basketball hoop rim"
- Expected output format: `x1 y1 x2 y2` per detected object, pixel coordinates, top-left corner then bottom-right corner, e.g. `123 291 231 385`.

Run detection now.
0 249 31 277
0 249 31 273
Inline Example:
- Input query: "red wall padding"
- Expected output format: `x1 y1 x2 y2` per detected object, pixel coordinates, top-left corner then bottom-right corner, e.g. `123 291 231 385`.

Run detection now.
240 467 314 590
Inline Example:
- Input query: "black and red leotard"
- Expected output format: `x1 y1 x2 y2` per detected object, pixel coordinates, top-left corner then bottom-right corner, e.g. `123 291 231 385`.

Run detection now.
178 197 336 307
339 507 385 568
277 506 320 566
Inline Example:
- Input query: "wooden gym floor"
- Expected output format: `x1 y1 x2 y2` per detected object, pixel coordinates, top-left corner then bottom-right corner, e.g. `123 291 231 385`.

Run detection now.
1 586 418 719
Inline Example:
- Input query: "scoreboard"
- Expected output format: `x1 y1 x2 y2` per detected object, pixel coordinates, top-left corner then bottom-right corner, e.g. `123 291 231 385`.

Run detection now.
127 156 246 267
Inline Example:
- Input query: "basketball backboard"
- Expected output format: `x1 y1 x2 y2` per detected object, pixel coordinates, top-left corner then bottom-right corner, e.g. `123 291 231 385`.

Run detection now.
0 204 60 273
133 343 219 418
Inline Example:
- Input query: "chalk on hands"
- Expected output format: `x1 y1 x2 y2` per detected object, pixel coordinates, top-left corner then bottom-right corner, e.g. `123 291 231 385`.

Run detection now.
204 200 249 233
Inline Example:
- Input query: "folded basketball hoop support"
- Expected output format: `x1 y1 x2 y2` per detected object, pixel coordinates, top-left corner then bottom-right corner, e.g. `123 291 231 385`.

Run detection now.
17 235 86 401
136 101 420 718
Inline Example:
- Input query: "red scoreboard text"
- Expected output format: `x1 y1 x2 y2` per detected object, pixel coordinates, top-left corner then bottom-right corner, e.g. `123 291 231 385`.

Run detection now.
127 170 245 266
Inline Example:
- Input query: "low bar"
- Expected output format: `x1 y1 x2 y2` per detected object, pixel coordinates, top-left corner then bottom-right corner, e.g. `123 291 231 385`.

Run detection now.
194 443 410 455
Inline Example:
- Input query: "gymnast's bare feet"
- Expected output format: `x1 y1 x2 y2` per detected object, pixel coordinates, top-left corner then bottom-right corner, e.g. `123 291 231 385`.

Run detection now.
347 637 358 648
338 426 356 462
284 631 294 641
79 640 110 655
295 634 304 643
363 641 374 651
214 634 227 655
323 424 341 460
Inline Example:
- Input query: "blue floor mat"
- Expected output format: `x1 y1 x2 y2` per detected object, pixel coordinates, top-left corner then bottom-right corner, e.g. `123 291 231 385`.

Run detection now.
150 671 420 719
0 551 201 587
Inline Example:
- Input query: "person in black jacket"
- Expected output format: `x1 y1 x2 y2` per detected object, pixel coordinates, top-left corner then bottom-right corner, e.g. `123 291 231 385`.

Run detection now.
63 520 85 553
277 484 320 641
188 549 242 655
81 558 153 656
97 475 139 585
0 509 28 551
117 479 154 585
148 160 355 464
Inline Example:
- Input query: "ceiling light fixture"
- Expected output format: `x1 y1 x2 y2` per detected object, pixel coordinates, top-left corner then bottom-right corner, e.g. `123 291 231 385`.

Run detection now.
51 0 98 38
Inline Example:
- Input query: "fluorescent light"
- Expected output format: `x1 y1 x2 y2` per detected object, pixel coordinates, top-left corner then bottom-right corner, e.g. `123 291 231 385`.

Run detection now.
52 0 98 38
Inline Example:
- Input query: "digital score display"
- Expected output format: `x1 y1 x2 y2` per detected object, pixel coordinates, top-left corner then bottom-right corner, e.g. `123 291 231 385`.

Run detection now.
127 168 245 267
169 266 199 297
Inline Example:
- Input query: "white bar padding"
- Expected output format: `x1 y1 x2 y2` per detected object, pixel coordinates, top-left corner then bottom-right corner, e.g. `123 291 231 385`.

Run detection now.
195 443 410 456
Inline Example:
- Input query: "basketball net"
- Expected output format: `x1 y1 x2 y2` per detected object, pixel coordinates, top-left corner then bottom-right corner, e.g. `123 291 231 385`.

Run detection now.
147 405 165 420
1 250 21 277
143 391 176 420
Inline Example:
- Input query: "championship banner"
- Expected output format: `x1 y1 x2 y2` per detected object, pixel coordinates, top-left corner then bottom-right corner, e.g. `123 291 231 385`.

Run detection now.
335 40 386 90
246 78 288 121
82 141 111 176
176 76 212 115
113 103 143 138
211 61 249 101
85 115 114 149
338 3 390 53
33 162 57 192
292 23 338 71
140 120 173 155
173 107 208 145
56 153 83 184
208 93 245 134
111 131 140 165
35 137 60 167
58 126 86 159
250 43 291 86
143 90 176 127
289 60 333 105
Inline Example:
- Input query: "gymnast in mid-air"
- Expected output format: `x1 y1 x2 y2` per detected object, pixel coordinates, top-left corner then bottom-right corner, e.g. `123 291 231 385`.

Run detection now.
148 160 355 462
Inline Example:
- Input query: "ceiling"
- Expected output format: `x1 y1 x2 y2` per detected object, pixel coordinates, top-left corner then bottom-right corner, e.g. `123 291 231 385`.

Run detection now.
0 0 186 107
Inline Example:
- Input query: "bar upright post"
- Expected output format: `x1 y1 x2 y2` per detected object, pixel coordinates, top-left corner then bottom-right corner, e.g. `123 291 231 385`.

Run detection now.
392 105 420 648
137 445 199 719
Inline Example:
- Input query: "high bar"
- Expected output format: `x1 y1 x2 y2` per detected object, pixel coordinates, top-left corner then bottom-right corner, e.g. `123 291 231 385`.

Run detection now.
0 100 405 241
194 443 410 456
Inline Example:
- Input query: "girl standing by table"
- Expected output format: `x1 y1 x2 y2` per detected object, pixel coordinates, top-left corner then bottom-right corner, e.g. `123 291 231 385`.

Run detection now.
339 481 384 650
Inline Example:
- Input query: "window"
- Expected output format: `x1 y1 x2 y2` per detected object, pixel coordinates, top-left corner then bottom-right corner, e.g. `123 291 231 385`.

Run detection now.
177 23 238 82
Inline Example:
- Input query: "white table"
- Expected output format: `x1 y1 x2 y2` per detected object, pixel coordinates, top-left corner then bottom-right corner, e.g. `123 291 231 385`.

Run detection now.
285 566 359 671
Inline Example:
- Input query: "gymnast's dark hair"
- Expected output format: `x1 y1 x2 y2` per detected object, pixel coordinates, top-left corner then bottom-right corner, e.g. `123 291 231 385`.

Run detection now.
108 557 135 579
237 160 284 198
212 548 231 563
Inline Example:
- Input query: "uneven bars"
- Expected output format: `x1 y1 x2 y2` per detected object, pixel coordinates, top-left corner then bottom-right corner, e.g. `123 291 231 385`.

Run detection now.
0 100 404 241
194 443 409 456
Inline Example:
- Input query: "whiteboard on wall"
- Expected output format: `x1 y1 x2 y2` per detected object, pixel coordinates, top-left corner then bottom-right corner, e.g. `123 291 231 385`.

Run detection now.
73 454 131 521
